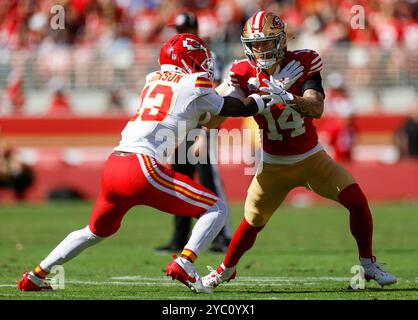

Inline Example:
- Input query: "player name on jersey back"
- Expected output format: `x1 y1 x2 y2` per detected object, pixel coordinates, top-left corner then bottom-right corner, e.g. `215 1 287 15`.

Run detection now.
148 71 184 84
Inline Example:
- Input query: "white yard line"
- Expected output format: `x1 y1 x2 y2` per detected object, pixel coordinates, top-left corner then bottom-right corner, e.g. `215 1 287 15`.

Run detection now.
0 276 352 289
3 276 409 289
110 275 352 282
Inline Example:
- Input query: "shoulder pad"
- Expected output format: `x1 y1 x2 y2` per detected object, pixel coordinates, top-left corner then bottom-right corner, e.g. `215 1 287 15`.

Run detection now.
292 49 323 77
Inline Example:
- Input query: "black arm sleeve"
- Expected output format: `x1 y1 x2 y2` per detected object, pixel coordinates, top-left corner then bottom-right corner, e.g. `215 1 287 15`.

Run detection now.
302 73 325 97
219 96 260 117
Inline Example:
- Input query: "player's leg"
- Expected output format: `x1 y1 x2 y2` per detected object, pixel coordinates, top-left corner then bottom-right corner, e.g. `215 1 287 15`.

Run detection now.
138 154 227 292
17 153 138 291
196 159 231 252
139 154 227 256
299 151 371 256
155 143 196 253
203 162 298 289
302 150 396 286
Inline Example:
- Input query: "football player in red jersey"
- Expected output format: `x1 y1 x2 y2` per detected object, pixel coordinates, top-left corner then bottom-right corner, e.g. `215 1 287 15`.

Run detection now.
202 11 396 289
16 33 276 294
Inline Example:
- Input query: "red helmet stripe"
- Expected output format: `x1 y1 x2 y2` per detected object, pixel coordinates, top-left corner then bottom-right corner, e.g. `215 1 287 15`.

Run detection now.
251 13 257 32
258 11 266 31
253 11 265 33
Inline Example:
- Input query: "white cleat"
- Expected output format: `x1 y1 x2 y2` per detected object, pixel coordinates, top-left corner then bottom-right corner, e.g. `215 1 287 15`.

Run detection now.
166 256 213 294
360 257 397 287
202 264 236 289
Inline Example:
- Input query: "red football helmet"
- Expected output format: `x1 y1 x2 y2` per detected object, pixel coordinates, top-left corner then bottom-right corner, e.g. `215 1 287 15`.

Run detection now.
159 33 215 80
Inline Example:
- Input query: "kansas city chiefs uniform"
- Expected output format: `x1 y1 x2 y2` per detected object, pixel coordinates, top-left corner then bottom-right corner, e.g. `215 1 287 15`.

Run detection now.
227 49 324 163
115 69 223 163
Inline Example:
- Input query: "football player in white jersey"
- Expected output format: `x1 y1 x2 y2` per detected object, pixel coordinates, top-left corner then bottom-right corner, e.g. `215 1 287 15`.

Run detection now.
17 33 275 293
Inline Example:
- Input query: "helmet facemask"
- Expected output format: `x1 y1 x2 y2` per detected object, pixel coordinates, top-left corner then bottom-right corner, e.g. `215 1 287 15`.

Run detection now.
180 39 215 81
241 32 286 70
191 56 215 81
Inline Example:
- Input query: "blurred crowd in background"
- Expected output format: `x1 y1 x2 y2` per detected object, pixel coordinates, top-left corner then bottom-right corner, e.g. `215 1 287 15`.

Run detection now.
0 0 417 117
1 0 418 52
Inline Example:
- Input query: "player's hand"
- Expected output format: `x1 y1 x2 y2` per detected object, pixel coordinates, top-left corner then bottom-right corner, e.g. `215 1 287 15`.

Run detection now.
260 79 295 107
273 60 304 90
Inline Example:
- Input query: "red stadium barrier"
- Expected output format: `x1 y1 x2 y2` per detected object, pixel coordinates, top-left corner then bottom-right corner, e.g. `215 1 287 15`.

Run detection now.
0 114 407 136
1 115 416 203
0 158 417 203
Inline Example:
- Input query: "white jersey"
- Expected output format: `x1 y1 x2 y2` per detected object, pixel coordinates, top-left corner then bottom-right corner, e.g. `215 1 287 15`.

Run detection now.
114 67 224 163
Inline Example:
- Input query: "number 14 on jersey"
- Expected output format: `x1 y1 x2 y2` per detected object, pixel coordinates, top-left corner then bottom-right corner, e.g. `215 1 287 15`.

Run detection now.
262 107 306 141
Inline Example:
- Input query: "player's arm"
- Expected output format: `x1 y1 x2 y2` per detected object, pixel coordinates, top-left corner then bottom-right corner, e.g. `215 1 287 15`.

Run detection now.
291 72 325 118
199 81 230 129
219 95 266 117
200 94 266 122
197 89 267 128
291 89 324 119
261 72 325 119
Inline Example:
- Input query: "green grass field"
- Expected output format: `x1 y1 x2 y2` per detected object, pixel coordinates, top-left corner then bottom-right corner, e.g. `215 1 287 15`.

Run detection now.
0 201 417 300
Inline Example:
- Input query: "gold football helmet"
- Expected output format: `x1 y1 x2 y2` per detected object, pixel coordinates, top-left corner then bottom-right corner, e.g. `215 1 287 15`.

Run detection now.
241 11 287 70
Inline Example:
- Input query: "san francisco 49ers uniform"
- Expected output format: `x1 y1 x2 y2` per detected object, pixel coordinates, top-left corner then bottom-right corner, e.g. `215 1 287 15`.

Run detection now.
89 70 224 236
226 50 356 226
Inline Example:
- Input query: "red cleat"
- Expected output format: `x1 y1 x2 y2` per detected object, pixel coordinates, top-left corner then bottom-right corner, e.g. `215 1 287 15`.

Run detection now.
166 255 212 293
17 272 53 292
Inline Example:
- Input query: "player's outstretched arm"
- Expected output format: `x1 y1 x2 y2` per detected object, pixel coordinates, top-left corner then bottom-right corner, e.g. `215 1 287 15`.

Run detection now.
261 79 324 119
219 95 266 117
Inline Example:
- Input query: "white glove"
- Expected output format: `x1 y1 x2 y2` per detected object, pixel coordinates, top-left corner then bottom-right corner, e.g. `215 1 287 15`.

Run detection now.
260 79 295 107
272 60 304 90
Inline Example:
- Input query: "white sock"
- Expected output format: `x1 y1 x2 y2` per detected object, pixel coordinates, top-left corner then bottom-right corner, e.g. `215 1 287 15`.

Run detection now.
40 226 103 271
184 200 228 256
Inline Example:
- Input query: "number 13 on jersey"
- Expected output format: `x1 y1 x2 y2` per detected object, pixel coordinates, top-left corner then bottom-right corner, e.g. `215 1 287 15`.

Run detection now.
131 83 175 122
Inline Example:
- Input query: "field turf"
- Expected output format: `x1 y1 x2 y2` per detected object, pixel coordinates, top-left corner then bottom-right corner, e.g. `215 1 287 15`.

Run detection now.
0 201 417 300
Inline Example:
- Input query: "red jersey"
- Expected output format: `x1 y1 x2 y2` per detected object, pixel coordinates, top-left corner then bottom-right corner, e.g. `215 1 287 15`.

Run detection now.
227 49 323 156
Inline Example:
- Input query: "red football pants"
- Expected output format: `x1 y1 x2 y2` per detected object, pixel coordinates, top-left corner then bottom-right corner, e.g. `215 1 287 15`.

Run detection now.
89 153 219 237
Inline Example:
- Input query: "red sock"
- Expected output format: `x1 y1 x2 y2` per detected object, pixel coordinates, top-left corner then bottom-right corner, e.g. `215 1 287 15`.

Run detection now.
338 183 373 258
223 218 264 268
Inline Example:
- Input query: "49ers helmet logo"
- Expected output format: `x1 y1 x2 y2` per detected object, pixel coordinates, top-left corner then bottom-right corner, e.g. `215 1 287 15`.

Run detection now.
182 39 204 51
272 16 284 29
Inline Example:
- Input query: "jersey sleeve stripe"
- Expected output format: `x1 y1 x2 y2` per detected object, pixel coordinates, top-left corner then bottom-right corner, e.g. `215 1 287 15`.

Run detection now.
196 80 212 84
310 60 322 70
195 77 213 88
195 83 213 88
309 63 323 72
308 66 323 75
311 55 321 64
196 77 212 82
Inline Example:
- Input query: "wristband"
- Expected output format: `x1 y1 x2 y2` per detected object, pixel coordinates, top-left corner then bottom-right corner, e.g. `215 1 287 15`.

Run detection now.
249 93 265 114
